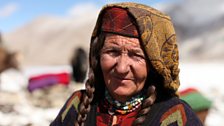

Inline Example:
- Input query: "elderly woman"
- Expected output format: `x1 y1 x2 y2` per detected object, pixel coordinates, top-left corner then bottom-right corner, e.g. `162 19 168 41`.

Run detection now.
50 2 202 126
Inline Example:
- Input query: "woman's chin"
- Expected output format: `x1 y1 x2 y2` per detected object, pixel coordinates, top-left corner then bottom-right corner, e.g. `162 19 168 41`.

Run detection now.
112 89 134 101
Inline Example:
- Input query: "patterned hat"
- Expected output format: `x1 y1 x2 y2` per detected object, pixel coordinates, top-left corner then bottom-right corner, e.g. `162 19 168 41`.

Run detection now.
101 7 139 37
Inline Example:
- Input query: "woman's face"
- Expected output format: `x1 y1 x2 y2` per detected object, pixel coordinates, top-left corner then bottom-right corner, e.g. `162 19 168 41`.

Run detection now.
100 34 148 102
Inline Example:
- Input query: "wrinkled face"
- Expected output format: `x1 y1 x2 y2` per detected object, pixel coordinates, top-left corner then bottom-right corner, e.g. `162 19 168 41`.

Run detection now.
100 34 148 102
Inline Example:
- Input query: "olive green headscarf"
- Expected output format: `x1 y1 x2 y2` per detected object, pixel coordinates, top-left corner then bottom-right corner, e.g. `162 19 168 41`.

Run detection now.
90 2 180 94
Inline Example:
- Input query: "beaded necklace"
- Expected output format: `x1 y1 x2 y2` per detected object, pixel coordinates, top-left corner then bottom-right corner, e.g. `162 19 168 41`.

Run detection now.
104 90 145 115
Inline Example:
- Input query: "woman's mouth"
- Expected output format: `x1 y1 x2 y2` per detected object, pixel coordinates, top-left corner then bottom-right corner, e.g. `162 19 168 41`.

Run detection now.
112 75 133 81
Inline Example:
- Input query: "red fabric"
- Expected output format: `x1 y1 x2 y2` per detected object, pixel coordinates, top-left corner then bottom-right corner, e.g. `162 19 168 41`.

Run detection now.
29 72 70 84
96 100 138 126
179 88 198 96
28 72 70 92
101 7 138 37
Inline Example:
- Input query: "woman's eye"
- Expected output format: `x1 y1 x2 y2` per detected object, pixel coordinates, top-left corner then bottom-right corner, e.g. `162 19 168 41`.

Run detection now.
106 49 120 56
129 52 145 60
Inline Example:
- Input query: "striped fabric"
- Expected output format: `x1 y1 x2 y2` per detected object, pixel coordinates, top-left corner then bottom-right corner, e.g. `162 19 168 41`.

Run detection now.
28 72 70 92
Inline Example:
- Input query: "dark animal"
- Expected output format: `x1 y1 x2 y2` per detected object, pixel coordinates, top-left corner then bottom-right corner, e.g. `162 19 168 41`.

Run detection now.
0 32 19 73
0 47 19 73
0 33 2 45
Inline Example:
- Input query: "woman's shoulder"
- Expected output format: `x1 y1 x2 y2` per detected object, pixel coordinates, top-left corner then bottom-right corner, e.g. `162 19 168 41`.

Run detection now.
50 90 85 126
61 90 86 118
143 97 203 126
64 90 84 110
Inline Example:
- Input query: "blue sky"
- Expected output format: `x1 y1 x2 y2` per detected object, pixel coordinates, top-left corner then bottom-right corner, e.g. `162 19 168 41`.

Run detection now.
0 0 172 33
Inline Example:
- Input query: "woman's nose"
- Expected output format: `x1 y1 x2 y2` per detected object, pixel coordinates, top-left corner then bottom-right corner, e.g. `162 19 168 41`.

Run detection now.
114 54 130 74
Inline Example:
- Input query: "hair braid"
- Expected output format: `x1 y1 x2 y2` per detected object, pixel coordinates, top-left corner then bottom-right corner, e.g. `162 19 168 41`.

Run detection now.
75 70 95 126
132 85 156 126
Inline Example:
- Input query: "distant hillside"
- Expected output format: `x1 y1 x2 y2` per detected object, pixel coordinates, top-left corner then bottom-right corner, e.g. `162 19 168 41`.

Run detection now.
179 26 224 62
158 0 224 40
2 0 224 66
158 0 224 62
3 15 97 65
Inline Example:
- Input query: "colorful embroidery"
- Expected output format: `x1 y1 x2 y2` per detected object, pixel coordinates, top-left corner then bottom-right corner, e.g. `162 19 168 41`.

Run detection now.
160 104 187 126
61 92 81 122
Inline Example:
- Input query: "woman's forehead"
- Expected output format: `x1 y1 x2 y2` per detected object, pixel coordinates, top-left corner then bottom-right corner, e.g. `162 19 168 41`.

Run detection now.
104 34 141 46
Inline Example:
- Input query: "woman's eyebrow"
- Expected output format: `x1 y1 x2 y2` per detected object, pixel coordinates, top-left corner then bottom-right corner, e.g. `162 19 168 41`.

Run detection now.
129 48 144 54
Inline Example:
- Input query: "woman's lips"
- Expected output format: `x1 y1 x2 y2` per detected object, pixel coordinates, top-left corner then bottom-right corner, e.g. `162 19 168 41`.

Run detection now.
112 75 133 81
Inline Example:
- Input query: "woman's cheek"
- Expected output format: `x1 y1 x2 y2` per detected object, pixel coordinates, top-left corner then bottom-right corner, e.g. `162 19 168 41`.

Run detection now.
100 54 116 71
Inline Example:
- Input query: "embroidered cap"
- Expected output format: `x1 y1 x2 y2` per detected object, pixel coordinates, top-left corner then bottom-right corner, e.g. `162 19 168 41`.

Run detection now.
101 7 139 37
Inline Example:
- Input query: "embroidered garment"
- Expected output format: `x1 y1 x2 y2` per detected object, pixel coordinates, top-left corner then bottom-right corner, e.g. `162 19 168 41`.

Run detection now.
96 99 139 126
50 90 203 126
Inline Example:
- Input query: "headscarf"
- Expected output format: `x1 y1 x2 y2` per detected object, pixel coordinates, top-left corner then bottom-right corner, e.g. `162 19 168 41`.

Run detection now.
89 2 180 101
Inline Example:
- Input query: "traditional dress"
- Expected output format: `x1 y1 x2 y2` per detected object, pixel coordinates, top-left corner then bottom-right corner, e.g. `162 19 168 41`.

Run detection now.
50 90 202 126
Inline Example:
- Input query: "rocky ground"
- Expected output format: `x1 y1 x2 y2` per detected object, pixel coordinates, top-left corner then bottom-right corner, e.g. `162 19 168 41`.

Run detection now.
1 62 224 126
0 83 84 126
